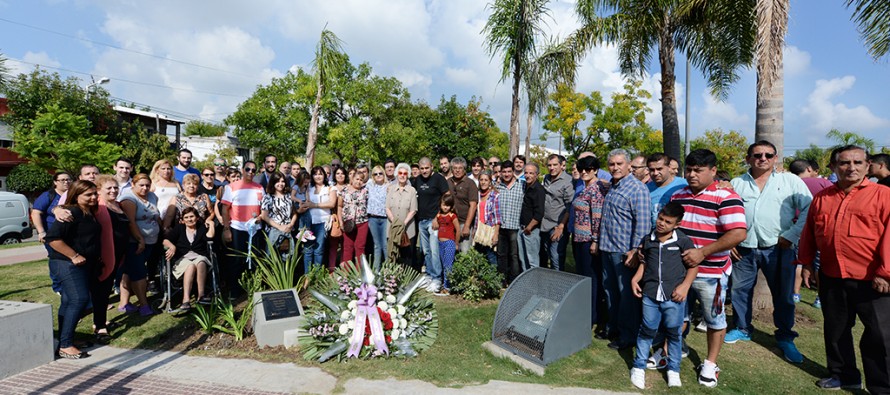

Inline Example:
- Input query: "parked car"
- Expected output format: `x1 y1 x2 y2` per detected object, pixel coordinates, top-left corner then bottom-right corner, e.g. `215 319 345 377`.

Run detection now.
0 191 33 244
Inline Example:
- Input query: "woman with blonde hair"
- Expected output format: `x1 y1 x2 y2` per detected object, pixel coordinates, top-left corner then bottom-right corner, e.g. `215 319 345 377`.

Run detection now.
366 165 389 270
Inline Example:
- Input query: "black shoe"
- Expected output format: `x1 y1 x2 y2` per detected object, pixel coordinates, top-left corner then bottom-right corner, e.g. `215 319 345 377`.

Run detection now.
594 331 610 340
608 341 632 350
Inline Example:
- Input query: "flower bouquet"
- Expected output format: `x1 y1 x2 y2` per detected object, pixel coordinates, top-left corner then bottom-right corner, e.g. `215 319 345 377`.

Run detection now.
299 257 438 362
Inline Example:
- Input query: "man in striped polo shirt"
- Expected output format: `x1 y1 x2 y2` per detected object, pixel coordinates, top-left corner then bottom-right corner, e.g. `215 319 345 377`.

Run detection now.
221 161 265 297
670 149 747 388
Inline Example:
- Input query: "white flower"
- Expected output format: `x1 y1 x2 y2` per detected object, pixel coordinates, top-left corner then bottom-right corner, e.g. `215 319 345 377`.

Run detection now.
377 301 389 311
377 292 383 300
391 329 401 339
347 320 355 329
396 304 406 315
385 294 396 304
340 310 351 320
387 308 397 317
338 324 349 335
347 300 357 309
400 318 408 329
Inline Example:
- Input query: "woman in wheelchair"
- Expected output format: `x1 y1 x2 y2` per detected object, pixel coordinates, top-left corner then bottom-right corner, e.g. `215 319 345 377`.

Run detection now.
162 207 215 312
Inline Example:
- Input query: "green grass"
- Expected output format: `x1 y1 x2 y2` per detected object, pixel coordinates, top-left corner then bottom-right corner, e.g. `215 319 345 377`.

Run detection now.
0 241 40 250
0 259 867 394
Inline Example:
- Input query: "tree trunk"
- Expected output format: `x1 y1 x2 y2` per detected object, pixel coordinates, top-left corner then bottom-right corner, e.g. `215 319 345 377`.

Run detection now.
751 271 774 320
306 82 323 169
509 60 522 160
525 111 532 159
755 68 785 163
658 28 681 162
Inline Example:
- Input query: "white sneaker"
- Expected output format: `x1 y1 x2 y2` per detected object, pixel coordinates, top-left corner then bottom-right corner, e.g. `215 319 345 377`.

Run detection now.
425 278 441 293
630 367 645 389
667 370 682 387
646 348 668 370
697 360 720 388
694 320 707 332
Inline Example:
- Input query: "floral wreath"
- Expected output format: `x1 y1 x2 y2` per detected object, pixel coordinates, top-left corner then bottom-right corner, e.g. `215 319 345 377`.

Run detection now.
299 258 438 362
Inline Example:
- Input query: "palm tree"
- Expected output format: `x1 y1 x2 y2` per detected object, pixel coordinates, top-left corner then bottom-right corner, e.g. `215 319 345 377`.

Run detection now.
306 28 347 168
482 0 551 159
559 0 756 161
753 0 789 163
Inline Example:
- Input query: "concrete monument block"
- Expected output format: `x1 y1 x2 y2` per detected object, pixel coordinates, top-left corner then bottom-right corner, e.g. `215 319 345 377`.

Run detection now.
0 301 53 379
252 290 305 348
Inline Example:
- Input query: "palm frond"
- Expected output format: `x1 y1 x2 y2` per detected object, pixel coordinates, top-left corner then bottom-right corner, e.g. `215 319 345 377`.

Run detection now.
482 0 552 82
311 28 348 91
845 0 890 61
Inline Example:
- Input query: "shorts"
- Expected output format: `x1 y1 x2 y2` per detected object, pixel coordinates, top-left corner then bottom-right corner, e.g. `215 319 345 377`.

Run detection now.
173 255 211 279
691 273 728 331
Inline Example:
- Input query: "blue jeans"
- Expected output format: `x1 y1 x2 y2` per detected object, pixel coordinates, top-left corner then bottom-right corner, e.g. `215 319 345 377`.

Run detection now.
303 222 327 272
368 217 388 271
475 244 498 267
45 244 62 293
266 227 294 257
50 259 92 348
573 241 600 325
602 251 641 345
730 246 798 341
540 229 568 271
634 296 686 372
518 228 541 270
418 219 441 282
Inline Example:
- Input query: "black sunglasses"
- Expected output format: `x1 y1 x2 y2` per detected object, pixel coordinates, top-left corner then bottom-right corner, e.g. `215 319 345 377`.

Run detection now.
202 173 214 176
244 167 257 172
752 153 776 159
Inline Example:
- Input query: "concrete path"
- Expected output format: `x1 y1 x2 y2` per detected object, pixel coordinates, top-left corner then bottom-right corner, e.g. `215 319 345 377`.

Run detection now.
0 244 47 267
0 346 635 394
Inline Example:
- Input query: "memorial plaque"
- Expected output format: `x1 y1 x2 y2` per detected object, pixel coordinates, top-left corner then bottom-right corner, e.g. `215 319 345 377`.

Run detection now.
253 289 305 348
262 290 301 321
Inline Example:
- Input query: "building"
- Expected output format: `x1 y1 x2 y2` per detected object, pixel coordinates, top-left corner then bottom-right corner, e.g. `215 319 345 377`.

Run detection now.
0 98 29 191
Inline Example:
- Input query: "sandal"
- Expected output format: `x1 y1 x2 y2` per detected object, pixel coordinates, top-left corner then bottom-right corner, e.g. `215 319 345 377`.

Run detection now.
138 305 156 317
117 304 138 314
58 349 90 360
175 303 191 314
95 332 113 344
198 296 212 305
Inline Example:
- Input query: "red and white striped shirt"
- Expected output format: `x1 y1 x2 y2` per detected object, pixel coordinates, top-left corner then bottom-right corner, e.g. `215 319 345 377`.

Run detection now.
221 180 264 231
670 182 746 278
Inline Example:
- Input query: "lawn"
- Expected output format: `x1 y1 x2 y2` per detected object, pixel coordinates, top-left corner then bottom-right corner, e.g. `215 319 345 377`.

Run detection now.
0 259 866 394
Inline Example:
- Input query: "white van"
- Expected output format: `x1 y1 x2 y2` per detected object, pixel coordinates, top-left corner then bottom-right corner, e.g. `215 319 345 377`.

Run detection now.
0 191 33 244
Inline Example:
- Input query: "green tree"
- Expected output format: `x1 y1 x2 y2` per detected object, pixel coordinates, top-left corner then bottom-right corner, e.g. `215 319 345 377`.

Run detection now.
193 140 240 172
226 70 314 161
12 104 121 174
1 69 118 141
307 28 348 168
483 0 551 159
690 129 749 178
560 0 755 162
426 96 507 162
185 120 228 137
542 80 654 160
786 144 829 176
119 120 175 173
7 163 52 197
826 128 875 152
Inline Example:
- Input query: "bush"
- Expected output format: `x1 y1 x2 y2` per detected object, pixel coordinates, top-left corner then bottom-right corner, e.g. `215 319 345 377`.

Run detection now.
7 163 52 196
449 250 503 302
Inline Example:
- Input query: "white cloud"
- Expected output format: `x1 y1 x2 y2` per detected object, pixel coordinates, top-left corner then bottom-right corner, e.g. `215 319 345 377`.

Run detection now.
784 45 811 76
801 76 890 132
698 89 750 133
6 51 62 76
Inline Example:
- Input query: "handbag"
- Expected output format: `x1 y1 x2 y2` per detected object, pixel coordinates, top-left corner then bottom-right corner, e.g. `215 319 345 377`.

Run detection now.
342 217 356 234
399 230 411 248
329 215 342 238
474 221 496 247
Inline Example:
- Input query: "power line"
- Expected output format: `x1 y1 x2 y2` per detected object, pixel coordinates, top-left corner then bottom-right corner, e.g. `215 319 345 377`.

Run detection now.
5 58 250 98
0 16 263 81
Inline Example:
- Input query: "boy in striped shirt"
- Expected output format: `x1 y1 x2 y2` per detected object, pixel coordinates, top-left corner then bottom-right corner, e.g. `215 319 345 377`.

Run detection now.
670 149 747 388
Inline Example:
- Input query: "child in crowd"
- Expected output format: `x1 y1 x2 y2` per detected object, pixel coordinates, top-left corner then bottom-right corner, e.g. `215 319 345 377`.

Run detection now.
630 202 697 389
163 207 215 312
432 192 458 293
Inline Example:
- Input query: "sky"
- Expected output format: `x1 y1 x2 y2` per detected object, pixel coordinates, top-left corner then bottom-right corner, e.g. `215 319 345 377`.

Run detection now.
1 0 888 156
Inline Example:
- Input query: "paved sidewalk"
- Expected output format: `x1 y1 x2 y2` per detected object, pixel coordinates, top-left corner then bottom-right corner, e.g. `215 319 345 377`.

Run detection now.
0 346 635 394
0 244 47 266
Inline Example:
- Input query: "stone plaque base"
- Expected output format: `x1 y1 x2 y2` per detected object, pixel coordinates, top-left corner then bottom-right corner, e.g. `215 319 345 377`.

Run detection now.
1 301 53 379
252 290 305 348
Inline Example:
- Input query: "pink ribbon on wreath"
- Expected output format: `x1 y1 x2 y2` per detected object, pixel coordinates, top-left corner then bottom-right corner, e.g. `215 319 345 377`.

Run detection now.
347 283 389 357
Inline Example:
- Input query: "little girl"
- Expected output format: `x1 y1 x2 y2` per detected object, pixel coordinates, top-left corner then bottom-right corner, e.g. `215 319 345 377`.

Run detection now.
432 192 458 293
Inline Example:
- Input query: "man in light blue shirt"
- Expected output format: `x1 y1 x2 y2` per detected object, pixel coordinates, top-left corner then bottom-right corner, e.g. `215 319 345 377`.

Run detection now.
725 140 812 364
645 153 687 227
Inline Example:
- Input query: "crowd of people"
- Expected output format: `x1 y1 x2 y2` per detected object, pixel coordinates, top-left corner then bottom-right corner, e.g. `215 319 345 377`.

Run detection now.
29 144 890 392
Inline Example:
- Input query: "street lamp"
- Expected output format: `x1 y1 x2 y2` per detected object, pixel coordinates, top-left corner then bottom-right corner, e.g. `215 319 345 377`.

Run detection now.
85 76 110 99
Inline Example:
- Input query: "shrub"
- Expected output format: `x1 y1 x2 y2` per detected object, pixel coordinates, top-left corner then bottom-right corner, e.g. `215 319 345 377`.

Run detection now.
7 163 52 196
448 250 503 302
